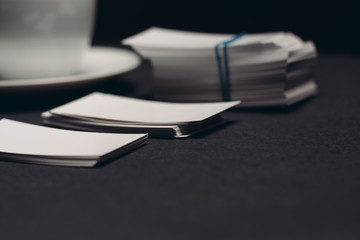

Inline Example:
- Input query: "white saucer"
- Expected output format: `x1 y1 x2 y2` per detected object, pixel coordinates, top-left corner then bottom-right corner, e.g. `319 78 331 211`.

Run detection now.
0 46 141 92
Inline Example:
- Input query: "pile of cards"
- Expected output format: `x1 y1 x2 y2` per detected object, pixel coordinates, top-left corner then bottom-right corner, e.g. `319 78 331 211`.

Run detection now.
0 92 239 167
123 27 318 107
0 119 147 167
42 92 239 138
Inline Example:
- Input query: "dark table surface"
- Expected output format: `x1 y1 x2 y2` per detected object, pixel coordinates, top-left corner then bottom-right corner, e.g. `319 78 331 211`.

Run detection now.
0 51 359 240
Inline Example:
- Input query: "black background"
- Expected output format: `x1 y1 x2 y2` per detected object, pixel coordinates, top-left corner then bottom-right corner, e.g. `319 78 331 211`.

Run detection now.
93 0 360 53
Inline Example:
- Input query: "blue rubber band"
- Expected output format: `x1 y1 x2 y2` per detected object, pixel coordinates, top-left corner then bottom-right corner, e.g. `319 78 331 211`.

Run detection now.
214 42 226 100
215 33 246 101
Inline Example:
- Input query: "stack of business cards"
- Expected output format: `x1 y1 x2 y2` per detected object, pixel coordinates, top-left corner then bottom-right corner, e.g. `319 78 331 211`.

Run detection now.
42 92 239 138
0 119 147 167
123 27 317 107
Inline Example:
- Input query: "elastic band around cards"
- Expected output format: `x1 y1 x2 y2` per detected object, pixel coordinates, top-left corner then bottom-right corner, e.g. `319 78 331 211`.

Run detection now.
215 33 246 101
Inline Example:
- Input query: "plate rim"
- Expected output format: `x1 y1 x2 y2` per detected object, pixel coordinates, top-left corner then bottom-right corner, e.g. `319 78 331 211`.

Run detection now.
0 46 141 90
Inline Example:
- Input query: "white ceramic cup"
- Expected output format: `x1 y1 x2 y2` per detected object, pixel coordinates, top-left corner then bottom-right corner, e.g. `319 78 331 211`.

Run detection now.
0 0 96 80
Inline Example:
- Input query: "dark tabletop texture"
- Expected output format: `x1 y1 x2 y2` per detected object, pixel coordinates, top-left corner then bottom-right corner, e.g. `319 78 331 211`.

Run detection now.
1 52 360 240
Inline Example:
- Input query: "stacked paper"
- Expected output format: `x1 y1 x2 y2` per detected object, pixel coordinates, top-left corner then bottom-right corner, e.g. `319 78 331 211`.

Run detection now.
123 27 318 107
42 92 239 138
0 119 147 167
